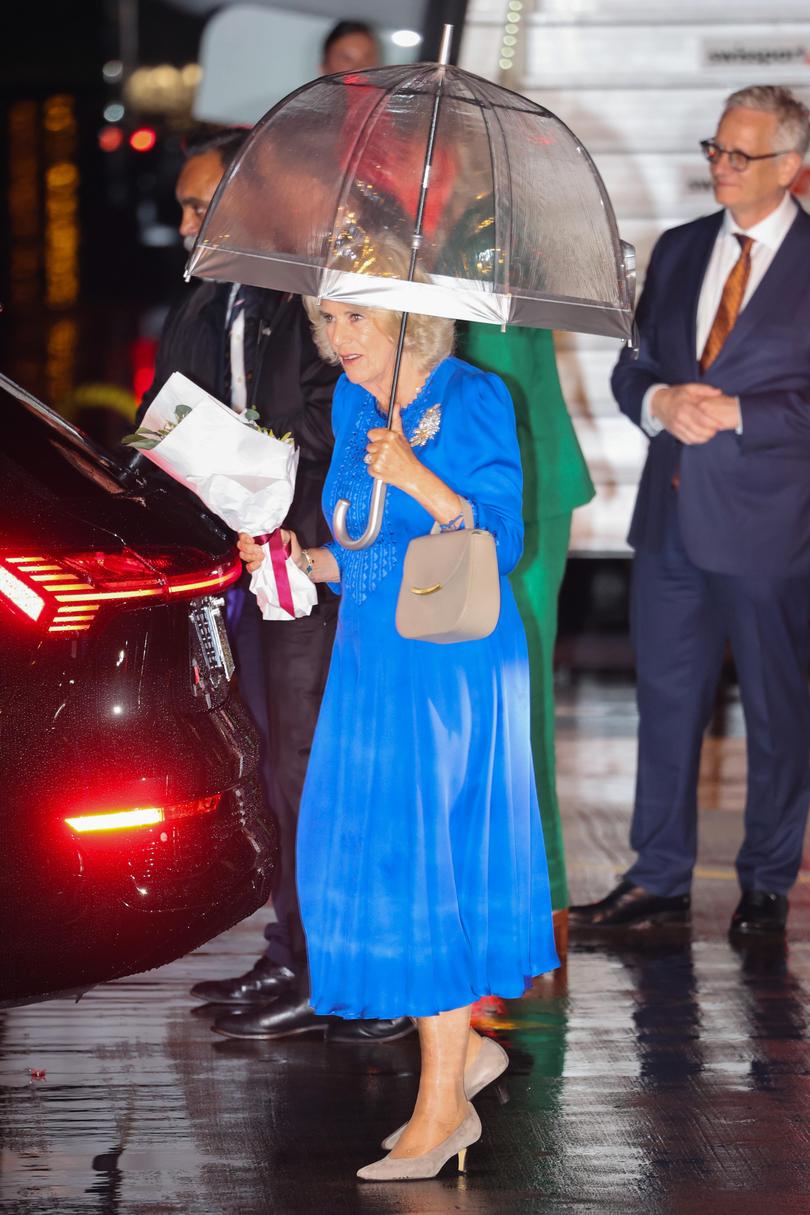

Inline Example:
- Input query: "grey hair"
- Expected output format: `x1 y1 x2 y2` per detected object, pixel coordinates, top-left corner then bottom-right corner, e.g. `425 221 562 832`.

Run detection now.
303 232 455 372
304 297 455 373
723 85 810 157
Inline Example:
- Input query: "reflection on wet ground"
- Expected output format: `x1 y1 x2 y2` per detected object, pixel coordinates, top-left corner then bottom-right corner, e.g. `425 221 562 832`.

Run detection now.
2 678 809 1214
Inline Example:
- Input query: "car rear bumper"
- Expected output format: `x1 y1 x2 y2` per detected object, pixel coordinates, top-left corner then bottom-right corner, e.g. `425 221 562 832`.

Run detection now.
1 772 277 1006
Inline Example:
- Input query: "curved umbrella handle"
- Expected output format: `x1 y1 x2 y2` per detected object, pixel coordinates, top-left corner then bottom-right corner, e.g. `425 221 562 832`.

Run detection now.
621 240 637 309
332 479 388 550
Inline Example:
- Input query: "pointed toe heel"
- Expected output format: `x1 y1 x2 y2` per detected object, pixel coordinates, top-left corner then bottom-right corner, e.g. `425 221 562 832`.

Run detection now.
381 1035 508 1149
358 1105 481 1182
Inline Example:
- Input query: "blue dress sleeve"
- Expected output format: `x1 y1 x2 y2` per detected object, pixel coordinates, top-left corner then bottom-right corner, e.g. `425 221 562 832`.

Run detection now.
441 366 524 575
322 539 342 594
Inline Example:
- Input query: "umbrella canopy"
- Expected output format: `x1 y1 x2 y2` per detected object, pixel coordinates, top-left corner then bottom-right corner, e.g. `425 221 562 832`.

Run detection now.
188 62 635 341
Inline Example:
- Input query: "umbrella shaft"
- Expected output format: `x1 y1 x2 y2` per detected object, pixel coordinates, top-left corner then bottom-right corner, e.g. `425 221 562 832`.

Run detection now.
383 27 450 429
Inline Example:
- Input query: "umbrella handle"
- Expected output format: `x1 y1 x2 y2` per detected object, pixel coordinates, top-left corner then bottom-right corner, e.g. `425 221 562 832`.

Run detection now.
332 479 387 550
621 240 637 309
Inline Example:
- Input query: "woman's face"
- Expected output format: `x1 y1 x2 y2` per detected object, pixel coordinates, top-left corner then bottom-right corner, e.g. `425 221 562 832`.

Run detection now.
319 301 396 400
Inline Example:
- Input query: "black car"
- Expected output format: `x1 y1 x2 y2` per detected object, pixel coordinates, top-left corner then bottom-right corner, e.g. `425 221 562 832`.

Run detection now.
0 374 277 1006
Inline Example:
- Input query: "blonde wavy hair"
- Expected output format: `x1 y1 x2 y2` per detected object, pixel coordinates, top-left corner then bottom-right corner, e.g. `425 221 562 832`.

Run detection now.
303 231 455 372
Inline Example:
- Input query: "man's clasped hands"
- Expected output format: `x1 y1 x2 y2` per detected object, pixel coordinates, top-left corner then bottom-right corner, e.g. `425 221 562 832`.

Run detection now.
651 384 741 445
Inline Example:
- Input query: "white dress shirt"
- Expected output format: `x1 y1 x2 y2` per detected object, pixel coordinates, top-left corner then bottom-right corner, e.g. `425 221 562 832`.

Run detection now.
225 282 248 414
641 191 799 435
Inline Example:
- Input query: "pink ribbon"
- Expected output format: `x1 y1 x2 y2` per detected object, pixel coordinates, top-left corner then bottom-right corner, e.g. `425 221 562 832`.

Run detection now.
254 530 294 618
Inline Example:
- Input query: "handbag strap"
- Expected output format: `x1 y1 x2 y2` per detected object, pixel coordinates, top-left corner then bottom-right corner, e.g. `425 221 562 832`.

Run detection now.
429 498 474 536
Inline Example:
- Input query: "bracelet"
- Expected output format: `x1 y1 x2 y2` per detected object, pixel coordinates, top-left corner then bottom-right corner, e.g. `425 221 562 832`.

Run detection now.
300 548 314 578
439 513 466 533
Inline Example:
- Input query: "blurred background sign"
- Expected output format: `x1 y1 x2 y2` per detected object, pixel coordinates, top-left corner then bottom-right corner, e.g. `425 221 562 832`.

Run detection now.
164 0 425 16
458 0 810 560
191 3 424 126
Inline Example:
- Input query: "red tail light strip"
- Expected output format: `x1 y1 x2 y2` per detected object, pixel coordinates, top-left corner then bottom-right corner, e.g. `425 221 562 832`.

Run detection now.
167 573 242 595
65 793 222 833
1 548 241 634
66 807 164 832
0 565 45 621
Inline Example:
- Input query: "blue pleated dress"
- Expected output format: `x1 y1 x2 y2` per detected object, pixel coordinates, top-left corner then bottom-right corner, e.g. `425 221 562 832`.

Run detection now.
296 355 559 1019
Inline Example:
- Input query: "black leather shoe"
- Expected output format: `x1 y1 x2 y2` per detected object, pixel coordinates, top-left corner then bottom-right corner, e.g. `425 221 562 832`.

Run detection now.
190 957 296 1005
569 879 691 927
212 994 333 1040
730 890 788 936
325 1016 416 1044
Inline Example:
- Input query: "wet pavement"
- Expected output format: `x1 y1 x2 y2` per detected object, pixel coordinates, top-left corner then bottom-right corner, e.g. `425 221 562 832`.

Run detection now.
3 677 809 1214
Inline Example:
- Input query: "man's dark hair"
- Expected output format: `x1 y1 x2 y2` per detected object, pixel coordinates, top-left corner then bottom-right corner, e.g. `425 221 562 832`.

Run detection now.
322 20 377 58
182 126 249 170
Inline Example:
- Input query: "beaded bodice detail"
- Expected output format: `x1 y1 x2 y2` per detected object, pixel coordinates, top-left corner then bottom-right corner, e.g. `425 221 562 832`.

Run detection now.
326 371 443 605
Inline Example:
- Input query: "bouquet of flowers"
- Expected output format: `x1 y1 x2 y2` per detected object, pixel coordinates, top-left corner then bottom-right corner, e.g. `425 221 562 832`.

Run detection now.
123 372 317 621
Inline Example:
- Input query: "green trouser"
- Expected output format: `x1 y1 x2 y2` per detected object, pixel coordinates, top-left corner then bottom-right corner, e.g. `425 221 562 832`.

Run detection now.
458 321 594 912
510 513 572 910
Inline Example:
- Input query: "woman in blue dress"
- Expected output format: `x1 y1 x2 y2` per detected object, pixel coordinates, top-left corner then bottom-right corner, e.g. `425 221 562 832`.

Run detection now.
239 278 559 1180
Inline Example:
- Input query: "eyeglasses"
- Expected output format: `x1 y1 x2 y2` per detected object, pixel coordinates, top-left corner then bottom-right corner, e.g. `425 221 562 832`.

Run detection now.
700 139 792 172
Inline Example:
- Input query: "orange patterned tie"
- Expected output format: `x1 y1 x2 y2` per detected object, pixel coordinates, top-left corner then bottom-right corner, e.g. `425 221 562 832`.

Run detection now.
699 234 754 373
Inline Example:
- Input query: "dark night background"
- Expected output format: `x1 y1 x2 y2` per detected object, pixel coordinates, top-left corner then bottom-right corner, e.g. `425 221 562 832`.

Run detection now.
0 2 209 434
0 1 466 435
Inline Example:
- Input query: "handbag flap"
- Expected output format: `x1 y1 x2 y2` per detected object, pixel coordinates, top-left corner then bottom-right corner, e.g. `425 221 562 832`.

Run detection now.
402 529 477 591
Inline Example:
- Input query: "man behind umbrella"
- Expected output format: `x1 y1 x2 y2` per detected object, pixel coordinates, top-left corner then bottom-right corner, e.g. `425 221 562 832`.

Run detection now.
570 86 810 938
139 124 413 1043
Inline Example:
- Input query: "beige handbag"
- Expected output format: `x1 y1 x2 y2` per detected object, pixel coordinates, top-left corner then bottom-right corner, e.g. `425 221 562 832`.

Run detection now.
395 500 500 644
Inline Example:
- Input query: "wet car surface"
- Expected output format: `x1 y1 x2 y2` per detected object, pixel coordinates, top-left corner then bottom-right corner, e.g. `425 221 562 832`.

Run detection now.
0 375 277 1006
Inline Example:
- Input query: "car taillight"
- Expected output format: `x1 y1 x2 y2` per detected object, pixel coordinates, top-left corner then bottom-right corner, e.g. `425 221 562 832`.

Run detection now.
65 793 221 833
0 547 241 634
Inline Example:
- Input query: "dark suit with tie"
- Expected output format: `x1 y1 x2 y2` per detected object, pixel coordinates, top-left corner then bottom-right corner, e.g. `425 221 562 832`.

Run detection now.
139 281 340 975
611 205 810 898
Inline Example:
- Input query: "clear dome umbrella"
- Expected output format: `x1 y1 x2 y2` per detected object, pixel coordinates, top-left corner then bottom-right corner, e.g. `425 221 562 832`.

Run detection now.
187 26 635 548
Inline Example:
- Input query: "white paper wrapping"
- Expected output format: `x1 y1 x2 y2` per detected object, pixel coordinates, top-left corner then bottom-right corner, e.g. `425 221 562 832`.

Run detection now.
138 372 316 620
249 545 317 622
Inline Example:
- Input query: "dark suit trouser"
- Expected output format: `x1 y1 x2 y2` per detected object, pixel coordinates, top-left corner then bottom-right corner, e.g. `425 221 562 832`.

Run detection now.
260 601 338 979
227 587 275 822
626 493 810 898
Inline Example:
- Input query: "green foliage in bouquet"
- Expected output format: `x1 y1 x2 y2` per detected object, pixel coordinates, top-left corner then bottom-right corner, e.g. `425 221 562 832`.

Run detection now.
122 404 294 449
122 404 193 449
244 408 294 445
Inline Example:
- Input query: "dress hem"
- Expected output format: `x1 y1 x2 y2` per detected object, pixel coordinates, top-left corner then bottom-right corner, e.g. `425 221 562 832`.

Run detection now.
309 960 560 1021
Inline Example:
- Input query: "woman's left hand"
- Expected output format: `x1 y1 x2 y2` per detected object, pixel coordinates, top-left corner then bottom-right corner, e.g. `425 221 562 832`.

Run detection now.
366 404 420 492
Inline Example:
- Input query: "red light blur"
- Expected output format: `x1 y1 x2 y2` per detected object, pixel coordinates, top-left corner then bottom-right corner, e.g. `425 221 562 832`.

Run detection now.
129 127 157 153
791 166 810 198
131 337 157 405
99 125 125 153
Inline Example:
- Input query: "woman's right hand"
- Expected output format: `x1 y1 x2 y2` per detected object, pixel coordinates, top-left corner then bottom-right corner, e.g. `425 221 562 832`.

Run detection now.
282 528 303 566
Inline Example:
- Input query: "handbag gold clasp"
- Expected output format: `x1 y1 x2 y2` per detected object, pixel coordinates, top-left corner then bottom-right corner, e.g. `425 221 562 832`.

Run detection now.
410 583 442 595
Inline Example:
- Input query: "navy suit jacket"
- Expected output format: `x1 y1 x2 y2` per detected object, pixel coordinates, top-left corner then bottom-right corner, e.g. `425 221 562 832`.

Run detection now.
612 206 810 577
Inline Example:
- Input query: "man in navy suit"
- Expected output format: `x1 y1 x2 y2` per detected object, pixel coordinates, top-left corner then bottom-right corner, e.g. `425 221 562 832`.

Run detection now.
570 85 810 937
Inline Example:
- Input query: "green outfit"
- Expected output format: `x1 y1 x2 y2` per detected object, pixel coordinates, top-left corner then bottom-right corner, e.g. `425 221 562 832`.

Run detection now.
458 324 594 908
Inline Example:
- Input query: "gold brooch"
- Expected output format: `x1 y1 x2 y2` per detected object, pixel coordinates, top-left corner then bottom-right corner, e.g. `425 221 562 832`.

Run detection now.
409 403 442 448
